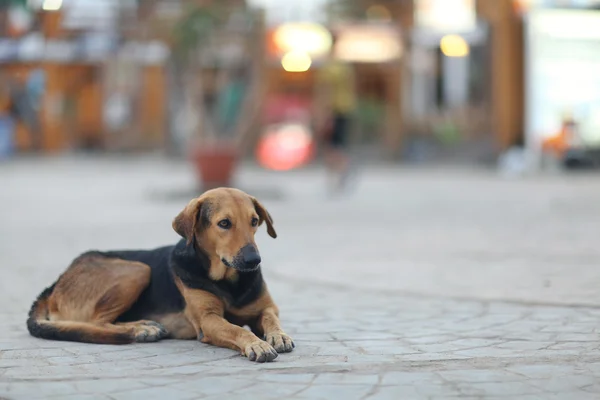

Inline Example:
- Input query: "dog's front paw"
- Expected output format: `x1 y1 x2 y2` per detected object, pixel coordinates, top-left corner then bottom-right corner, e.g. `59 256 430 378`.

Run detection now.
265 331 295 353
132 321 168 343
244 340 278 363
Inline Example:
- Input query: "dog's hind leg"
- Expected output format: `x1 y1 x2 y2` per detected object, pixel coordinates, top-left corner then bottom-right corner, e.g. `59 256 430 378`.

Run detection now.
28 253 166 344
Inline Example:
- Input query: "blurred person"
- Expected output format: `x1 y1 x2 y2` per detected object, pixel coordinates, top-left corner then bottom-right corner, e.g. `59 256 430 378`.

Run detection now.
6 72 43 152
0 75 15 159
313 32 357 194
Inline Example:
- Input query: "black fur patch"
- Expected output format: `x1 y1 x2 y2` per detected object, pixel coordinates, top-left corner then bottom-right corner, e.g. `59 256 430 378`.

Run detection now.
26 282 56 337
200 201 213 229
105 246 187 322
171 240 265 309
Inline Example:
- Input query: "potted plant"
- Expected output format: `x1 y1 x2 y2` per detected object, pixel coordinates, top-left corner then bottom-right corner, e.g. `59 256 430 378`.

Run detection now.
169 4 264 189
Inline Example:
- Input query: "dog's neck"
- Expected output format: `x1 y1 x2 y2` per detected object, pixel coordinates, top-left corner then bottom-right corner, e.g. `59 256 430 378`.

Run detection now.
171 238 264 309
207 254 238 281
173 239 237 282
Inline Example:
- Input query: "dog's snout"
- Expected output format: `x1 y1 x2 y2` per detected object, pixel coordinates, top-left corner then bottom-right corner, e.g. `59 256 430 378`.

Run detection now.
241 244 261 269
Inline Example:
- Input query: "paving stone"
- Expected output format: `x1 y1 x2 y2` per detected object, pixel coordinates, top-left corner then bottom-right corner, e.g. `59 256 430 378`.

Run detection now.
2 157 600 399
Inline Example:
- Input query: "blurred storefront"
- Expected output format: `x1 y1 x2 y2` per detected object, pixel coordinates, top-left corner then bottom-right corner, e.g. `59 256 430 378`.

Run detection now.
402 0 524 163
260 0 527 164
404 0 600 167
261 2 406 161
520 2 600 168
2 0 599 168
0 0 169 153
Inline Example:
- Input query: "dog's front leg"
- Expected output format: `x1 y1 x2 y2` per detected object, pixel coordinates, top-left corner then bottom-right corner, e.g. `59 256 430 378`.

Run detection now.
200 313 278 362
258 305 295 353
182 289 278 362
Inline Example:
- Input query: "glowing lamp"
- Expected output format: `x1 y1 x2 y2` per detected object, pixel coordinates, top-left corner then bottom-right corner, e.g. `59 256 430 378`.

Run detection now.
42 0 62 11
273 22 332 58
334 25 402 63
281 50 312 72
440 34 470 57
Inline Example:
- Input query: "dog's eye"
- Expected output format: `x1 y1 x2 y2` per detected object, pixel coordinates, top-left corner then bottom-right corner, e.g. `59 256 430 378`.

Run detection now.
218 219 232 229
251 217 259 227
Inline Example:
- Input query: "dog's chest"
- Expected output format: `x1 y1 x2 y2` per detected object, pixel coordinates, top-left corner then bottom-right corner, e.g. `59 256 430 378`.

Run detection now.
213 273 264 309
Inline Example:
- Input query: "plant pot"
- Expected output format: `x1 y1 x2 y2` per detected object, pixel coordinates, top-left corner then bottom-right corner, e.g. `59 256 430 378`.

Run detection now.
190 142 240 190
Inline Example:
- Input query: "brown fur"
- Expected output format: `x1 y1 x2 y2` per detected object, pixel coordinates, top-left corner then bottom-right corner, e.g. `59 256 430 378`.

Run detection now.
28 254 164 344
151 312 196 340
173 189 277 281
27 188 293 362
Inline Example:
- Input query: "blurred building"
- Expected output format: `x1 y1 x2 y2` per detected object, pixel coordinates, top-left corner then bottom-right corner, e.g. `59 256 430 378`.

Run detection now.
1 0 600 169
0 0 170 152
258 0 524 163
0 0 266 155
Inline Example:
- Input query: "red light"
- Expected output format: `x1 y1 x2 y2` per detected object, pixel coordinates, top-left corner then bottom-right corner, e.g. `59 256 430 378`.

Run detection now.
256 123 315 171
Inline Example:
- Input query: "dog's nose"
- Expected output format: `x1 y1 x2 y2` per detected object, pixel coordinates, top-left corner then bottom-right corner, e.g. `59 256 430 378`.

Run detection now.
241 245 261 269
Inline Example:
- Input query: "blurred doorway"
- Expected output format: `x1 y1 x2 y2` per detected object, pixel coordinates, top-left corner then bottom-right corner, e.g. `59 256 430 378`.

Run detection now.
404 20 494 164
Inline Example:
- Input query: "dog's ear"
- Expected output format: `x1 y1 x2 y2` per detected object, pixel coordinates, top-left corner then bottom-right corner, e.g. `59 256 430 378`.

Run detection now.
172 198 205 245
251 197 277 239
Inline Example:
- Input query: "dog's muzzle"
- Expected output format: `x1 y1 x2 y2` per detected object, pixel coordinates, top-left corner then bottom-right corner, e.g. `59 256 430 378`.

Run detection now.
222 244 261 272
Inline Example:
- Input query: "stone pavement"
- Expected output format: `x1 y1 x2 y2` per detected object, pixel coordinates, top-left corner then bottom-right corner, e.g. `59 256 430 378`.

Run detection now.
1 155 600 399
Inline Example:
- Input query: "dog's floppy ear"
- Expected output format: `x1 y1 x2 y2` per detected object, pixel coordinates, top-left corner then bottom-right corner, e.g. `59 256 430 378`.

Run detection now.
172 197 205 245
251 197 277 239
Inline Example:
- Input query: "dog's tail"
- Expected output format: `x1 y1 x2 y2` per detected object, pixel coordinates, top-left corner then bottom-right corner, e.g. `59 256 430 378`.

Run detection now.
27 284 133 345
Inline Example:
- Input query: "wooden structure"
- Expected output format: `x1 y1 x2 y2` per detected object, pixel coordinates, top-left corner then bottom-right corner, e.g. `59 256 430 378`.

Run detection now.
400 0 524 159
0 7 168 153
477 0 524 150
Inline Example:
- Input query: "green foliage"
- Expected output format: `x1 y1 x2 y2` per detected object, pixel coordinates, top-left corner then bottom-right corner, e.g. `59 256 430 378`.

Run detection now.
0 0 28 9
171 4 227 64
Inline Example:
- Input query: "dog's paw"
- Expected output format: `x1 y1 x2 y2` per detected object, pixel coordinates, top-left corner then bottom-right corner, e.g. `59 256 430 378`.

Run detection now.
244 340 278 363
265 331 295 353
132 321 168 343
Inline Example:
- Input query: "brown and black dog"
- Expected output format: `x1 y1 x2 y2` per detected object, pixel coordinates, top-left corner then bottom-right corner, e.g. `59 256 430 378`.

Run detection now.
27 188 294 362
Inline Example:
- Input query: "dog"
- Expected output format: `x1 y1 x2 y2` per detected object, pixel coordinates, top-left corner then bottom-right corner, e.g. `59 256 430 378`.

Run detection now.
27 188 294 363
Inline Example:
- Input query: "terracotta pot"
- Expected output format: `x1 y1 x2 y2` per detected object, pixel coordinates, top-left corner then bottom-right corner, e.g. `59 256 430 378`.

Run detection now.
190 143 240 190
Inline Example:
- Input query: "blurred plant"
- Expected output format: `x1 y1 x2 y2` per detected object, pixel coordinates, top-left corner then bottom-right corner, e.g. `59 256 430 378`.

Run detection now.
0 0 28 9
167 3 262 149
171 5 220 65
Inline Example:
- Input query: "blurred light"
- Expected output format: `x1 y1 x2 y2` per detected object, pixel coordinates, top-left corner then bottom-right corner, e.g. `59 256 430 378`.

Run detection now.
273 22 331 58
534 10 600 40
512 0 536 15
440 34 470 57
257 123 315 171
414 0 476 33
335 25 402 63
281 50 312 72
366 5 392 22
42 0 62 11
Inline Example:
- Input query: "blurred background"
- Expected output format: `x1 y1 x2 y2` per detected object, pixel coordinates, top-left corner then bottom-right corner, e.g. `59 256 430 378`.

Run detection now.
1 0 600 179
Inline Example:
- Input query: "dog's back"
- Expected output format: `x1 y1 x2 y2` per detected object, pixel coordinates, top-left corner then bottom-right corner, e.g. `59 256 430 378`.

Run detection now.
27 245 178 344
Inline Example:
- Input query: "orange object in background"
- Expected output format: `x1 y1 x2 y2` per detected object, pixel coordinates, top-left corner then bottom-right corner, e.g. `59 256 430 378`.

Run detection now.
256 123 315 171
541 116 578 157
542 134 568 156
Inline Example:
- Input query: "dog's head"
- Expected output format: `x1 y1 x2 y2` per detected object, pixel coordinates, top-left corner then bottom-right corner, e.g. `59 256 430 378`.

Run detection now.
172 188 276 272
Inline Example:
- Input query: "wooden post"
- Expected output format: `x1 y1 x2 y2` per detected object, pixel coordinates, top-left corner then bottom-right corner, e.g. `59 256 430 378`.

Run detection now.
41 64 65 151
384 0 414 159
40 9 67 152
138 65 166 149
477 0 524 150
